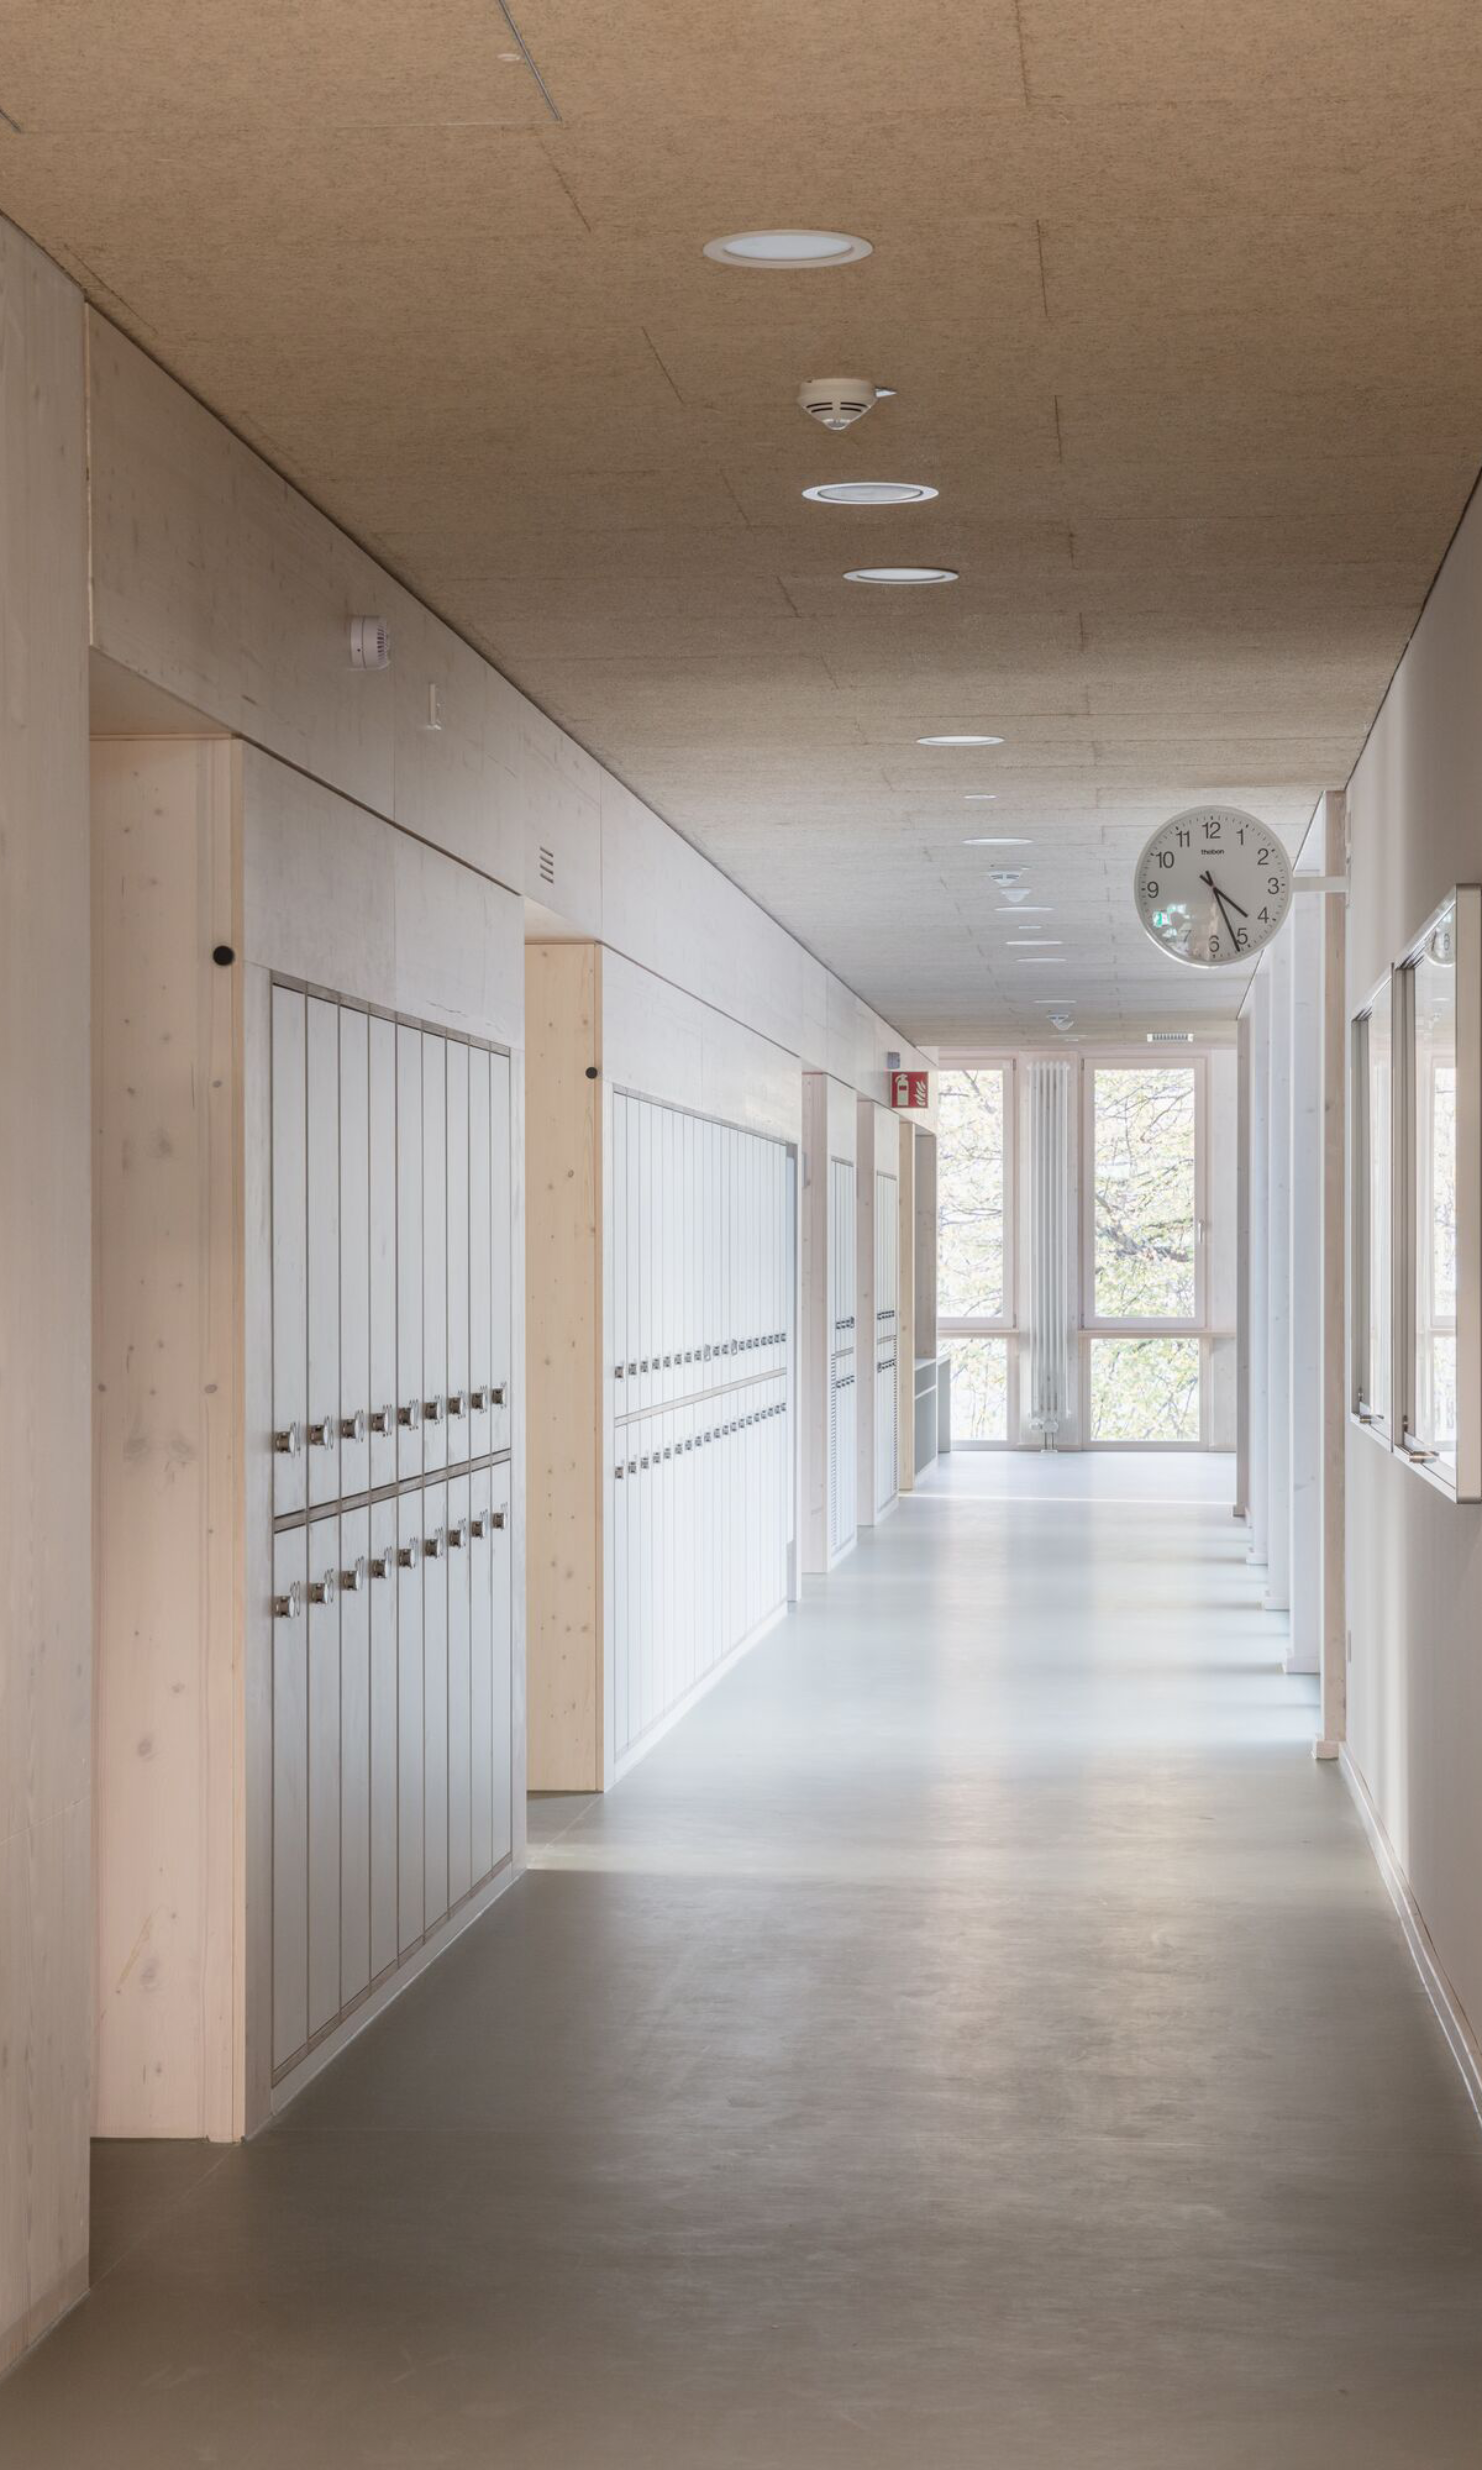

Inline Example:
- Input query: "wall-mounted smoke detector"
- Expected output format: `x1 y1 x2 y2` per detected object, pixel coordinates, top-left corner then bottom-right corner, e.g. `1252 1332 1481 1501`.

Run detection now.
798 376 880 432
349 616 391 671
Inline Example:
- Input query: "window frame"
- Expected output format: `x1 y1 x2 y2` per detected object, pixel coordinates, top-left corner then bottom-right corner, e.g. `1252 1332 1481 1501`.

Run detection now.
1077 1054 1209 1450
1396 887 1481 1501
935 1056 1018 1447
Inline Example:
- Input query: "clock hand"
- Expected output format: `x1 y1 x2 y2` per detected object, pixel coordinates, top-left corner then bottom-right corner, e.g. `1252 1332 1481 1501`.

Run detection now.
1200 869 1249 920
1206 880 1242 952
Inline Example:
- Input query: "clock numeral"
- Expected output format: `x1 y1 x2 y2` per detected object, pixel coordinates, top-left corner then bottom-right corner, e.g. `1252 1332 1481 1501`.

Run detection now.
1144 880 1158 899
1176 827 1191 847
1236 928 1249 950
1210 934 1221 956
1268 875 1282 893
1158 850 1175 870
1257 846 1272 864
1259 907 1271 924
1203 818 1222 839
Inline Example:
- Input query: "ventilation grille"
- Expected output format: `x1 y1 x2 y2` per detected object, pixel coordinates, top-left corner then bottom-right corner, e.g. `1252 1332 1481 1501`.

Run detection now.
538 846 555 886
1146 1030 1194 1044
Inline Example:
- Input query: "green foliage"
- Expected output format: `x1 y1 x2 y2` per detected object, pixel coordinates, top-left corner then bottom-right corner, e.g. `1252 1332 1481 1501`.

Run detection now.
938 1069 1005 1320
1093 1068 1196 1321
948 1337 1008 1441
1090 1338 1201 1442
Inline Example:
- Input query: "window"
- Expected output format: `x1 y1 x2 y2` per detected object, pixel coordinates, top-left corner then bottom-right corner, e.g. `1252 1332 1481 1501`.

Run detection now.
1408 922 1456 1474
1082 1061 1205 1444
1352 975 1393 1436
937 1064 1015 1443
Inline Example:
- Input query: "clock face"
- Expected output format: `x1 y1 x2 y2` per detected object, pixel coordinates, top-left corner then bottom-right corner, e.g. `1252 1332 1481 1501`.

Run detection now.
1134 806 1293 969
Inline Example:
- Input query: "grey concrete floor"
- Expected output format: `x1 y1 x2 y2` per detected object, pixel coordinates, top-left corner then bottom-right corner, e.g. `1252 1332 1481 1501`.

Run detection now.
7 1451 1482 2466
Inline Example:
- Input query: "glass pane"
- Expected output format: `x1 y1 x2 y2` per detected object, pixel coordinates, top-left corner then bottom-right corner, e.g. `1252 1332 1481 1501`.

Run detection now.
1362 979 1392 1425
1092 1067 1198 1321
1090 1337 1202 1443
947 1337 1008 1442
938 1068 1006 1320
1412 916 1457 1468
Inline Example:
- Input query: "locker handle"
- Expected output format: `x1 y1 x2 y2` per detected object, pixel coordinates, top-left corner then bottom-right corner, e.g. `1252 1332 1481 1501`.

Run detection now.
398 1399 422 1429
448 1519 469 1548
273 1422 303 1458
470 1384 490 1411
306 1416 336 1450
340 1409 368 1445
469 1511 489 1536
491 1383 506 1407
397 1539 421 1571
369 1405 396 1437
448 1390 467 1419
423 1395 445 1426
491 1507 507 1530
424 1527 446 1558
340 1556 367 1592
308 1568 337 1607
368 1553 393 1581
273 1582 303 1620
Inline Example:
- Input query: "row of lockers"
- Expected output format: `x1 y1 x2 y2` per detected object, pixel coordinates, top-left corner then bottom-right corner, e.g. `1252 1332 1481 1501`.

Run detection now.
271 1464 513 2072
872 1169 900 1519
611 1376 791 1759
829 1156 859 1558
611 1094 792 1417
271 987 513 1521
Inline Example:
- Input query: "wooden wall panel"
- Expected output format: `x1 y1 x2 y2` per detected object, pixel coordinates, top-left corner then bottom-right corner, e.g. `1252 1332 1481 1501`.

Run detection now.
91 739 242 2142
0 222 91 2372
525 944 603 1790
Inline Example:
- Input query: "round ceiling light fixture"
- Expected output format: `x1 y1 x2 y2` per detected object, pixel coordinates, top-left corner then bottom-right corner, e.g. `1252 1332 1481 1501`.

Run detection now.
845 566 958 585
704 229 872 268
918 732 1002 746
963 836 1030 846
804 481 938 506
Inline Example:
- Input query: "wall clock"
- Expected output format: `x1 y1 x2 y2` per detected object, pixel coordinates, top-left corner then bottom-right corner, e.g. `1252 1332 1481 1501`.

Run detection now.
1134 805 1293 968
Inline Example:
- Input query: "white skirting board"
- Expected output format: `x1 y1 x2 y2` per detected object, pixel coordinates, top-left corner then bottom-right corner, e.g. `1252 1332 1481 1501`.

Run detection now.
611 1599 790 1787
266 1856 518 2121
1340 1748 1482 2131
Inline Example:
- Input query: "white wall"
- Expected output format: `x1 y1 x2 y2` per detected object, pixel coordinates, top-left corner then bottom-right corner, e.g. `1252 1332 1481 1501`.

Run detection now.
0 222 92 2372
1346 466 1482 2054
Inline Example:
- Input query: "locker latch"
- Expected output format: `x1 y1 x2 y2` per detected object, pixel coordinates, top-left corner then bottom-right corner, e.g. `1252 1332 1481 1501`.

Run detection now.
469 1512 489 1537
273 1582 303 1620
448 1391 467 1419
274 1422 303 1458
423 1395 445 1426
308 1569 337 1607
398 1399 422 1430
448 1519 469 1548
340 1557 367 1592
306 1416 336 1450
370 1405 395 1437
340 1409 368 1445
424 1527 446 1558
396 1538 421 1571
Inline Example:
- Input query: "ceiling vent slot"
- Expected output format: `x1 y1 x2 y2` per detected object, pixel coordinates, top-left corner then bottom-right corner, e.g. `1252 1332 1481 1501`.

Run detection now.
1146 1030 1195 1044
539 846 556 886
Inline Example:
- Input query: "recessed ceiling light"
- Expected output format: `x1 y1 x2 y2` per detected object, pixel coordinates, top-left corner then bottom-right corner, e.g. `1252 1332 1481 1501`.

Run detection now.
804 481 938 506
1003 902 1054 911
1006 939 1063 946
844 566 958 585
918 733 1002 746
704 229 873 269
964 794 998 801
963 835 1029 846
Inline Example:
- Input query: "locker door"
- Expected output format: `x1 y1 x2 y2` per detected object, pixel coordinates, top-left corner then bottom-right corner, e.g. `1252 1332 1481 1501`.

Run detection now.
367 1494 399 1981
422 1481 450 1929
368 1015 398 1492
876 1170 898 1515
446 1468 472 1908
306 1513 341 2037
468 1047 493 1464
306 999 341 1508
445 1039 470 1468
396 1028 424 1483
490 1459 513 1866
271 1522 309 2069
489 1052 512 1456
272 987 308 1518
469 1464 494 1883
339 1503 371 2008
339 1009 371 1499
396 1489 425 1953
422 1036 449 1474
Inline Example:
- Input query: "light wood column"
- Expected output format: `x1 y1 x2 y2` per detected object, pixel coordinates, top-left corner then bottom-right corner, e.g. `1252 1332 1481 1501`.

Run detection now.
1316 790 1348 1759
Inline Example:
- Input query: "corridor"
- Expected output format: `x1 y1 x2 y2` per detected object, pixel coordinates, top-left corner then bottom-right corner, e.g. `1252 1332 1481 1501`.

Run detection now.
5 1456 1481 2467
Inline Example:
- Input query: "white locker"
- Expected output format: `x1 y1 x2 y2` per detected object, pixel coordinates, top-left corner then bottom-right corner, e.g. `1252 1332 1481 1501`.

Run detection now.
422 1480 450 1928
446 1038 471 1465
396 1028 424 1483
396 1488 425 1953
446 1468 473 1909
271 1522 309 2068
875 1171 898 1517
305 999 341 1508
422 1037 449 1474
339 1009 371 1498
271 987 308 1518
468 1047 493 1464
368 1493 399 1981
829 1156 858 1559
339 1502 372 2008
490 1457 513 1868
305 1513 341 2037
490 1050 512 1456
368 1013 398 1492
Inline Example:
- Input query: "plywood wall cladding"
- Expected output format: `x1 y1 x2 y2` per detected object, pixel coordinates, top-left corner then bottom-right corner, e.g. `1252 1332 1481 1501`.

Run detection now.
7 5 1482 1034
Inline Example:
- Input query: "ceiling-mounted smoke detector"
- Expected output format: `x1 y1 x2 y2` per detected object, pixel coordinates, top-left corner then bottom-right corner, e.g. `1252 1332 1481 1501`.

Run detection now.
349 616 391 671
798 376 880 432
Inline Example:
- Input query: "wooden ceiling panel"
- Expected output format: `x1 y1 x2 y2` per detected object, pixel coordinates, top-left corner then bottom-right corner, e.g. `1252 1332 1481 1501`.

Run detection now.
2 0 1479 1036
